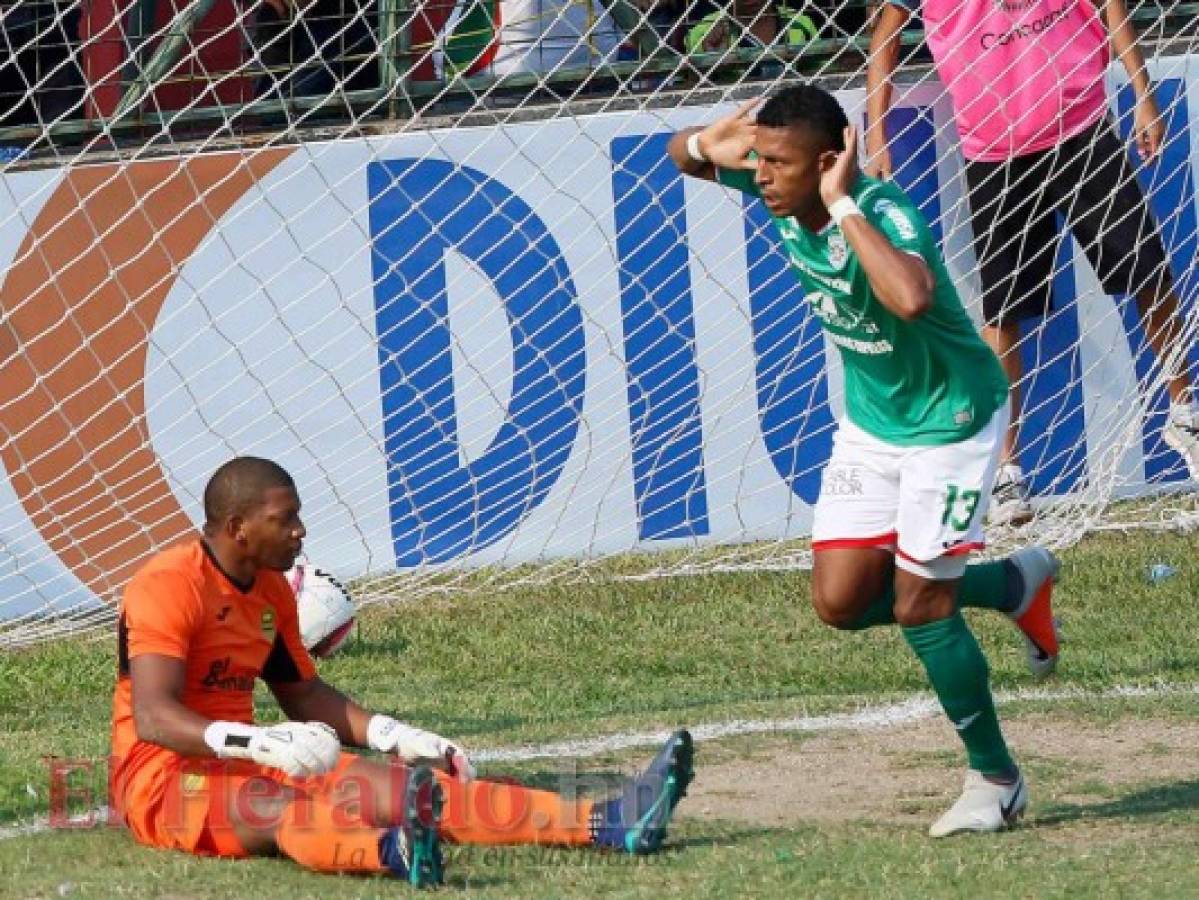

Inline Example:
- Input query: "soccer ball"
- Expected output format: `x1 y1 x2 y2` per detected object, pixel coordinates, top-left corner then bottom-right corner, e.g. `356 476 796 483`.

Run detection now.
287 561 356 658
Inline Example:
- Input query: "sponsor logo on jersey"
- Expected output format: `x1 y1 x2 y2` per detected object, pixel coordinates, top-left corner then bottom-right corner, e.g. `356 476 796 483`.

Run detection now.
261 608 276 641
981 3 1073 49
826 332 894 355
786 251 853 294
954 409 974 426
873 198 917 242
806 287 893 356
181 773 206 792
808 290 839 321
201 656 257 692
807 291 869 334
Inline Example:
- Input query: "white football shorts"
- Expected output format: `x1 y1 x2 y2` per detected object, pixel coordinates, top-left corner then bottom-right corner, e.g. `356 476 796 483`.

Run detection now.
811 403 1008 580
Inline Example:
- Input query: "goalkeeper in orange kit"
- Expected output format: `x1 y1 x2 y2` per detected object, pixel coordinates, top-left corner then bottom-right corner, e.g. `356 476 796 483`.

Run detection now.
110 455 693 887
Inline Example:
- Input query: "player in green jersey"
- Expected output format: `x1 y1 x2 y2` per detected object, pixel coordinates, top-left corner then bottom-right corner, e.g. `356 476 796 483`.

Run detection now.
667 84 1061 837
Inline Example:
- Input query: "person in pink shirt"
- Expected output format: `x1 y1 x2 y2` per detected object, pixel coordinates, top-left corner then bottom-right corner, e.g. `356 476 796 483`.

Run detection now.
866 0 1199 525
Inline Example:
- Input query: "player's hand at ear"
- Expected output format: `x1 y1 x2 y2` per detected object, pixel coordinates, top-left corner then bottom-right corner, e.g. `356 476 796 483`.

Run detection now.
248 721 342 778
698 98 761 171
367 715 477 783
820 125 860 208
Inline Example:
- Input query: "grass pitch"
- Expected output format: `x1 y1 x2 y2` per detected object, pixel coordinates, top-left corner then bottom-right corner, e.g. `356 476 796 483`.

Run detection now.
2 531 1198 897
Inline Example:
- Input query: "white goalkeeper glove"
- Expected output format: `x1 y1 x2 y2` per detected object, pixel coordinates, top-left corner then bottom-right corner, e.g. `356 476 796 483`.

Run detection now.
367 714 476 782
204 720 342 778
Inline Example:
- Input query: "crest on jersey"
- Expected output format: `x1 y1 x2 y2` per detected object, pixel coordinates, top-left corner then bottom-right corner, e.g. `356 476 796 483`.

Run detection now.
827 232 848 268
807 290 839 322
260 608 276 641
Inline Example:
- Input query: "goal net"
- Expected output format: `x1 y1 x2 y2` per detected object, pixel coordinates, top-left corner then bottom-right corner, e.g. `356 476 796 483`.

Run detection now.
0 0 1196 647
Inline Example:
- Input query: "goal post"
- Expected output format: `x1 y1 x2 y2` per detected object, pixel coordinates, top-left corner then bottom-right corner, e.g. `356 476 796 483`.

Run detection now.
0 1 1197 646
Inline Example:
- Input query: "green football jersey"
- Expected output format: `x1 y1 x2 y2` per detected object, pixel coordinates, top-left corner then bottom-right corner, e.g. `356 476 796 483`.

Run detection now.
718 168 1008 446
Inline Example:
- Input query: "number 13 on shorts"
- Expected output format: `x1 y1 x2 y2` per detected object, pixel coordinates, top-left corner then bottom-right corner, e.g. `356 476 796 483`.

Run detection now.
941 484 982 532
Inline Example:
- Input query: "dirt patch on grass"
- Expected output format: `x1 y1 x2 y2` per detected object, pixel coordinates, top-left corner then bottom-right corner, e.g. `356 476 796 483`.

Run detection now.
683 714 1199 829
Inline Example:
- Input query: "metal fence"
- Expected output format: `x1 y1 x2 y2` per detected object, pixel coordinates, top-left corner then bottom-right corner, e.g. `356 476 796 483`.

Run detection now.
0 1 1195 155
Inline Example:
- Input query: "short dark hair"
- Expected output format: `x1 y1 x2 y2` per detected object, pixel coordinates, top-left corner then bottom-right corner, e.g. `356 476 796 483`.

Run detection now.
203 456 295 525
757 84 849 152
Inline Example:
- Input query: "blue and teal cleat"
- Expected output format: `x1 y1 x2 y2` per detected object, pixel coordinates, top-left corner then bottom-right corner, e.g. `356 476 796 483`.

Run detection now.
592 728 694 855
379 765 445 887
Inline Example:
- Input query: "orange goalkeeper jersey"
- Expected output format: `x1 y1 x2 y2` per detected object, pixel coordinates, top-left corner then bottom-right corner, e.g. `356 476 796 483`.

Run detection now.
111 539 317 796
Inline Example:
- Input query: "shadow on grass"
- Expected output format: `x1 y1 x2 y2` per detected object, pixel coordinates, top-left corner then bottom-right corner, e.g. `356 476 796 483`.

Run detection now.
668 828 777 851
503 769 630 795
332 632 410 658
1035 779 1199 826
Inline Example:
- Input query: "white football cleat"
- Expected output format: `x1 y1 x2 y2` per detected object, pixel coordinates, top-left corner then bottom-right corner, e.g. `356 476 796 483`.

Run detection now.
1163 402 1199 481
929 769 1028 838
988 463 1033 527
1006 547 1061 680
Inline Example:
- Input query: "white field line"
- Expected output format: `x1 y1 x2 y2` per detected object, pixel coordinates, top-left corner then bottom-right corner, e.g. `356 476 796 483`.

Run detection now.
3 681 1196 841
473 682 1199 762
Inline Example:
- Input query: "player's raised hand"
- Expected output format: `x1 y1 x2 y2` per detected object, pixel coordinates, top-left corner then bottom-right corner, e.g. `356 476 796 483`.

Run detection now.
820 125 860 208
367 714 477 782
697 98 761 171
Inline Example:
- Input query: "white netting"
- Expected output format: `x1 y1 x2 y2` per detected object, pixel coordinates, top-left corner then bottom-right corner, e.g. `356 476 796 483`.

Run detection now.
0 0 1197 647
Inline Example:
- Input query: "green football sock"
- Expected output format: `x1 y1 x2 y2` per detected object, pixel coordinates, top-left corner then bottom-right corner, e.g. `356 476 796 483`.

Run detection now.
957 560 1021 613
841 582 897 631
902 613 1016 776
842 560 1019 630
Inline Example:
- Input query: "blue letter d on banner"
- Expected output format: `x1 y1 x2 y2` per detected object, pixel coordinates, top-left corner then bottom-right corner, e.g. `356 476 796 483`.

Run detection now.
368 159 586 565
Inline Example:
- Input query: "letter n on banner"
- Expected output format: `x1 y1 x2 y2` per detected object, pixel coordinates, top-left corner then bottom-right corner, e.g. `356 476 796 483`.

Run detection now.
740 201 834 505
610 134 710 540
367 160 585 565
1115 78 1197 484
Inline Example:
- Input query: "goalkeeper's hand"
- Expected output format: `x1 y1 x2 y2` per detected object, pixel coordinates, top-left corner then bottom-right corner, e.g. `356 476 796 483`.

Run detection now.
367 714 477 782
204 720 342 778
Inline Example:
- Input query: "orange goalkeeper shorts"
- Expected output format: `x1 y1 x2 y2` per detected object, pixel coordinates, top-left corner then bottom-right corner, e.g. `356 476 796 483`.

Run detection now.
117 749 363 857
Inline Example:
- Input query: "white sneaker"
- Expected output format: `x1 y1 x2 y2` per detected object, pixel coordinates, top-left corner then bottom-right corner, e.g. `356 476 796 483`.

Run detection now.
988 463 1033 526
1163 402 1199 481
1006 547 1061 680
929 769 1028 838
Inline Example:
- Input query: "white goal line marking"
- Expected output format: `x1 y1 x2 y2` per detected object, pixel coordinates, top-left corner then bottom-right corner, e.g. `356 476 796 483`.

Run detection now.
3 681 1195 842
472 682 1199 762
